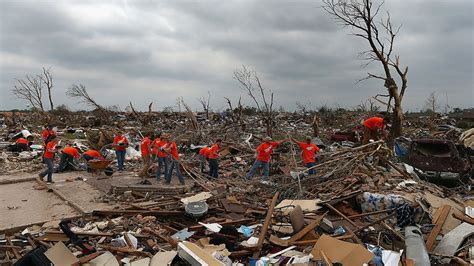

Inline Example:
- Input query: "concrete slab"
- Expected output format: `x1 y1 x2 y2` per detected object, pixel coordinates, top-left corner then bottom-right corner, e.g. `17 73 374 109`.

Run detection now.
0 181 79 231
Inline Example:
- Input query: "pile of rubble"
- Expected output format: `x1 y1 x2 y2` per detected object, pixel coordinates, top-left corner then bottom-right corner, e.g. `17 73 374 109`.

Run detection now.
0 110 472 265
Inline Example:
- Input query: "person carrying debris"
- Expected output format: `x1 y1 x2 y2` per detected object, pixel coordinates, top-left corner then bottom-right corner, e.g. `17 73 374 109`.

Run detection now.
292 136 320 175
199 145 210 173
56 144 79 172
42 125 57 145
138 131 152 177
164 136 185 185
208 139 222 178
82 150 104 161
113 132 129 171
246 136 288 179
361 115 389 144
155 134 169 181
38 135 58 184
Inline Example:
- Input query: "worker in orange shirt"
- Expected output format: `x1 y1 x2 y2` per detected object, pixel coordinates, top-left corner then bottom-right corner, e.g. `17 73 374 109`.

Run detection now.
42 125 57 145
150 132 162 163
155 134 169 180
361 116 389 144
82 150 104 161
164 136 185 185
208 139 222 178
113 132 129 171
138 132 152 177
8 137 30 152
198 146 210 173
57 144 79 172
39 135 58 184
246 137 288 179
292 136 320 175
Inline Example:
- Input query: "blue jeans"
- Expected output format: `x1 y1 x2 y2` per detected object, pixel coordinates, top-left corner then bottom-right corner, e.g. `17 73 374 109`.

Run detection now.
246 160 270 178
156 157 168 180
166 159 185 184
209 159 219 178
305 162 316 175
40 157 54 182
115 150 126 170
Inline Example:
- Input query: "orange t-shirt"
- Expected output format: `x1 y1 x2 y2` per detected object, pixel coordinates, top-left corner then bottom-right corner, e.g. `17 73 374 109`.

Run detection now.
199 146 210 158
156 141 169 158
113 135 128 151
63 146 79 158
151 138 161 155
44 141 57 159
297 142 320 164
16 138 28 145
256 142 280 162
84 150 103 159
208 143 219 159
363 117 384 130
169 142 179 160
140 137 151 156
42 129 56 141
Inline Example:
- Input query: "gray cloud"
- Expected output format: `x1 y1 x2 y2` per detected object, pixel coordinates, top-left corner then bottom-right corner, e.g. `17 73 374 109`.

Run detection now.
0 0 472 112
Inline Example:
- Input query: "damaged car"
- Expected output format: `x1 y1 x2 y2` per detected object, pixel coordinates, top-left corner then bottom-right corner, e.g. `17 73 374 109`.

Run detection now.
404 138 472 187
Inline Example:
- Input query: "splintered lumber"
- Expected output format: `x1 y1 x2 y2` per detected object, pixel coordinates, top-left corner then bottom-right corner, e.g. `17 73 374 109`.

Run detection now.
256 192 280 252
98 245 152 257
452 211 474 225
188 218 252 231
323 203 359 229
426 205 451 251
5 236 20 260
112 184 187 195
353 211 398 234
288 212 327 244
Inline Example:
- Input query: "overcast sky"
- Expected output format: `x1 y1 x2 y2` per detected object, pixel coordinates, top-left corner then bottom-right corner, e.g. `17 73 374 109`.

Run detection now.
0 0 472 112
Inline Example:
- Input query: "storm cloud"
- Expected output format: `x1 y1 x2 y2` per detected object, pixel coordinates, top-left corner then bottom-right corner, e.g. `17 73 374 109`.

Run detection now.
0 0 472 112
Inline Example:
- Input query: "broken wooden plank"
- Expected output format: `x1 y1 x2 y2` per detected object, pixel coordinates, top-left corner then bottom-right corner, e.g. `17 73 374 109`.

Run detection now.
323 203 359 229
5 236 21 260
452 211 474 225
288 212 327 244
256 192 280 253
426 205 451 251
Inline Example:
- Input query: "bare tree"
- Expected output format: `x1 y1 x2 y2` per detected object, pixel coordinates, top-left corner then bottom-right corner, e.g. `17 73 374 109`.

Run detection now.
323 0 408 137
40 67 54 110
424 92 438 116
129 101 154 126
13 75 44 112
224 96 246 132
181 98 200 132
197 91 211 119
234 65 275 136
176 97 182 113
12 67 54 112
66 84 105 111
357 98 380 112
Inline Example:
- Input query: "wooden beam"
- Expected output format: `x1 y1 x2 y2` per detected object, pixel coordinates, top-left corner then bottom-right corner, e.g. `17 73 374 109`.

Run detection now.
426 205 451 251
323 203 359 229
255 192 280 253
452 211 474 225
288 212 327 244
